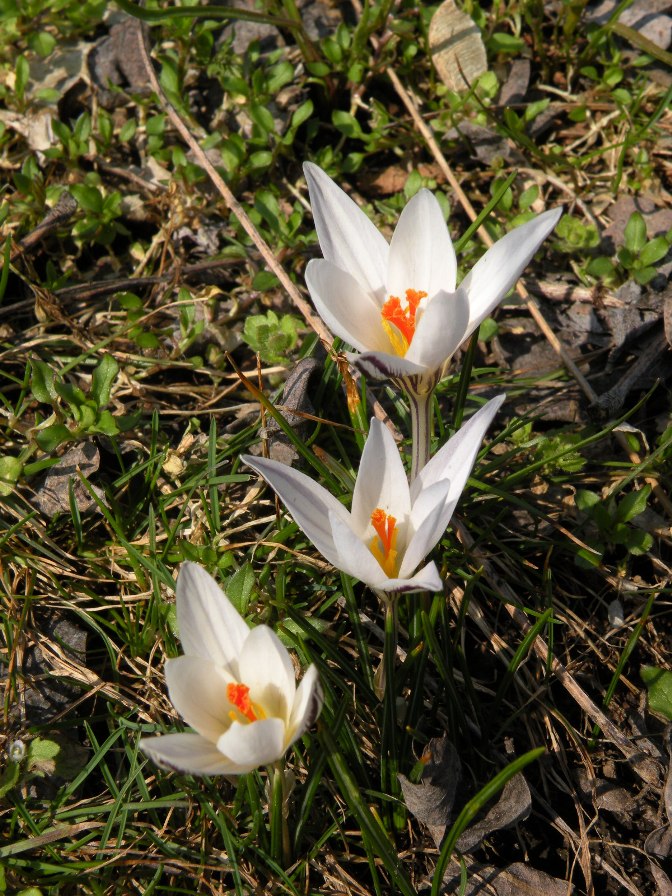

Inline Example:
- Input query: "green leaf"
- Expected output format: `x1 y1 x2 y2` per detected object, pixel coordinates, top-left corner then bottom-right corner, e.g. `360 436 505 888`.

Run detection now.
524 99 550 122
477 317 498 342
31 359 57 404
35 423 73 452
306 61 330 77
575 489 600 512
248 150 272 170
624 528 653 555
75 403 97 429
70 183 103 215
616 484 650 523
0 759 20 798
93 409 120 436
641 665 672 720
14 54 29 100
119 119 137 142
518 184 539 211
633 266 658 285
332 110 363 138
404 170 423 199
586 256 616 278
249 103 275 135
55 381 87 410
574 546 603 568
225 562 256 615
623 211 647 254
290 99 314 130
266 60 294 94
639 235 670 267
90 354 119 408
251 270 280 291
28 31 56 58
27 736 60 771
487 32 525 54
0 456 22 496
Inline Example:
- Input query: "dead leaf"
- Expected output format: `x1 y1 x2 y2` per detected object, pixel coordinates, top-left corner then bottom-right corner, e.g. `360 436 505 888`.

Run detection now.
429 0 487 92
438 859 574 895
28 42 86 97
650 861 672 896
498 59 530 106
399 736 531 852
485 862 574 896
446 121 526 167
88 17 150 107
456 774 532 853
646 726 672 858
587 0 672 49
399 736 461 847
248 357 322 466
0 108 55 158
31 441 106 517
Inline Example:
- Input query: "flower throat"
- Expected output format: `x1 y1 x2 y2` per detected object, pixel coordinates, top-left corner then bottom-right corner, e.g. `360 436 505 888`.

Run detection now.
381 289 427 355
369 508 399 578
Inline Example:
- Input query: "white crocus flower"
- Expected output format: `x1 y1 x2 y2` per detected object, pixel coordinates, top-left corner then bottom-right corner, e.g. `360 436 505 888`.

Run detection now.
304 161 562 391
243 395 504 599
140 563 323 776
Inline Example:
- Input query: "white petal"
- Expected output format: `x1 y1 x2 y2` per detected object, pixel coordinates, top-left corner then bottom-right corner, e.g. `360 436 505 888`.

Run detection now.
140 732 246 776
306 259 390 353
239 626 296 720
242 454 350 565
387 189 457 299
350 350 428 381
412 395 505 504
176 562 250 667
351 418 410 536
304 162 389 301
217 718 286 770
329 510 391 587
288 664 323 740
376 560 443 595
461 207 563 335
405 288 470 370
400 480 454 578
165 656 232 743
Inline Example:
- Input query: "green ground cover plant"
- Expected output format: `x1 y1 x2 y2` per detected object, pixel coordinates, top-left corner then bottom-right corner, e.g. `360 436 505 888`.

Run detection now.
1 1 671 894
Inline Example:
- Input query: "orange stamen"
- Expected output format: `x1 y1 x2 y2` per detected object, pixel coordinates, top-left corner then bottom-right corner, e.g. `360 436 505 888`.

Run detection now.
227 682 258 723
369 508 399 577
381 289 427 354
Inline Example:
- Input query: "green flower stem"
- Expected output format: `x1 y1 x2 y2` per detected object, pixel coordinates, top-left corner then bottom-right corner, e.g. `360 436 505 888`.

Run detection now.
269 760 291 868
408 389 432 481
380 596 405 831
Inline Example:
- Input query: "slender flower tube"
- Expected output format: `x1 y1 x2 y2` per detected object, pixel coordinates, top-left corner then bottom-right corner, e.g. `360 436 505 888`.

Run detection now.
140 563 323 775
242 395 505 599
303 161 562 392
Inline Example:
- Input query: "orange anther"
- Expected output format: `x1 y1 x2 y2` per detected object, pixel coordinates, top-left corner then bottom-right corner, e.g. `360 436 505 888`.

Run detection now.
371 508 397 558
227 682 258 722
381 289 426 351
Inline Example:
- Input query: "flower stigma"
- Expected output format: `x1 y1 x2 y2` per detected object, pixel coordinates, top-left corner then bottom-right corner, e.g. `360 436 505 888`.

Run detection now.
369 508 399 578
227 682 264 723
381 289 427 355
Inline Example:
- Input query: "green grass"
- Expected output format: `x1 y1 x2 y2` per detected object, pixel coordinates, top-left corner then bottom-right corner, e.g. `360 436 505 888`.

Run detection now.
1 1 671 894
